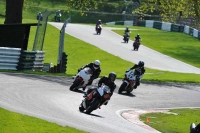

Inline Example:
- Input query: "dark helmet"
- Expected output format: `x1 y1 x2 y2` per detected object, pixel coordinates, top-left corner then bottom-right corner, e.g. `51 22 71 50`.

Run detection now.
93 60 100 70
108 72 117 82
138 60 144 67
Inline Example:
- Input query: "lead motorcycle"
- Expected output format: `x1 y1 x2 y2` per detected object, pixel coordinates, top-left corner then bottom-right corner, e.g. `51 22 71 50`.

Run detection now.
79 85 111 114
118 69 140 94
70 67 93 91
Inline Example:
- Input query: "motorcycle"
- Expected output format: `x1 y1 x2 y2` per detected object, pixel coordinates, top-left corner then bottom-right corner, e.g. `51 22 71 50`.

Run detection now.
123 32 130 43
55 13 61 22
79 85 111 114
118 70 140 94
133 40 140 51
70 67 93 91
96 24 102 35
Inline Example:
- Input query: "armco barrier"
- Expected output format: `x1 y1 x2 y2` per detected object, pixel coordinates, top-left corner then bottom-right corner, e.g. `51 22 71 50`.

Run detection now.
184 25 190 34
193 29 199 38
153 21 162 30
145 20 154 28
171 24 180 32
198 31 200 40
161 22 171 31
0 47 21 70
17 50 45 71
138 21 145 27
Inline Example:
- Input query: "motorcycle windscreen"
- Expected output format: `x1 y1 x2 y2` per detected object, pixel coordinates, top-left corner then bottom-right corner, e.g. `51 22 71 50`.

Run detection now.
97 85 110 96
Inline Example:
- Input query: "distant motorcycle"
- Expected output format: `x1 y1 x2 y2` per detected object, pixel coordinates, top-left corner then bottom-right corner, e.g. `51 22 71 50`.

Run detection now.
70 67 93 91
118 70 140 94
96 24 102 35
55 13 61 22
123 32 130 43
133 40 140 51
79 85 111 114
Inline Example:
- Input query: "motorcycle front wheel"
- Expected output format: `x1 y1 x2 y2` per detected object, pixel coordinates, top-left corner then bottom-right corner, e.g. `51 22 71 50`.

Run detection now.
70 79 81 91
85 100 100 114
79 102 85 112
118 82 127 94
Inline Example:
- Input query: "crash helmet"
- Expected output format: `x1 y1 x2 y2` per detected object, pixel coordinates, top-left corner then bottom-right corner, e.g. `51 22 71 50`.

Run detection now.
108 72 117 82
138 60 144 67
137 34 140 37
93 60 100 69
126 26 129 29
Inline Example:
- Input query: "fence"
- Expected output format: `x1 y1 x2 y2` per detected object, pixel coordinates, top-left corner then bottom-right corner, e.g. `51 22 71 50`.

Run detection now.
32 10 53 51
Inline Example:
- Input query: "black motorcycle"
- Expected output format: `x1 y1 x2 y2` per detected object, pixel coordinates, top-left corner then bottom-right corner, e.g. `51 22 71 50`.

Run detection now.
133 40 140 51
123 33 130 43
96 24 102 35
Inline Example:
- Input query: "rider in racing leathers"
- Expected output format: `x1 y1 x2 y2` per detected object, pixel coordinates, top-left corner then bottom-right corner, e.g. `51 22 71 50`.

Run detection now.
78 60 101 90
134 34 142 43
123 26 130 40
84 72 117 107
127 60 145 89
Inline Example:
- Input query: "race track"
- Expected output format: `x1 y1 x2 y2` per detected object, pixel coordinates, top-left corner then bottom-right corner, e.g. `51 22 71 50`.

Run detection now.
0 22 200 133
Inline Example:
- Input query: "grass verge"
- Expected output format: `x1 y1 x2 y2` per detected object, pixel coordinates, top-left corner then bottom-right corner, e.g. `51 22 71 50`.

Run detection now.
140 108 200 133
0 107 87 133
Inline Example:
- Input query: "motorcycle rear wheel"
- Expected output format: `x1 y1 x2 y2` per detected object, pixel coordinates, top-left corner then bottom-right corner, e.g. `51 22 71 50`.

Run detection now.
70 79 81 91
118 82 127 94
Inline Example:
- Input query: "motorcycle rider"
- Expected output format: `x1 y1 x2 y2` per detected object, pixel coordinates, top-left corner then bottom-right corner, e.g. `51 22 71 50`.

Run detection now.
84 72 117 107
78 60 101 90
127 60 145 89
54 10 62 22
190 123 200 133
123 26 131 41
96 19 102 31
134 34 142 43
36 12 43 21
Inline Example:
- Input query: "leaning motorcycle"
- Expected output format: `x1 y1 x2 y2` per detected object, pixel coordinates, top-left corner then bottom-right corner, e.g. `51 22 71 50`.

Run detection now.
70 67 93 91
79 85 111 114
118 70 140 94
133 40 140 51
96 24 102 35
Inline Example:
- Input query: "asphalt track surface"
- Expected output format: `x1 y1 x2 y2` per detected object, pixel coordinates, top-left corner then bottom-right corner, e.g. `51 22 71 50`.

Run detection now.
0 23 200 133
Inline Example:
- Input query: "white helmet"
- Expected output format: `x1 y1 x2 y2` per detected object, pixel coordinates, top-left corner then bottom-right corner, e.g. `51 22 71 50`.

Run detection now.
93 60 100 69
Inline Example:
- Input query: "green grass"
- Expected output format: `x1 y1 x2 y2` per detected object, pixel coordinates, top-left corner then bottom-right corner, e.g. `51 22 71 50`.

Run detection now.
140 108 200 133
0 107 87 133
1 1 200 133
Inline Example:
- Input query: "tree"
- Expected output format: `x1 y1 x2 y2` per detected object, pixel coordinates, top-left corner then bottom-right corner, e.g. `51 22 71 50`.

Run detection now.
4 0 24 24
133 0 200 28
66 0 102 12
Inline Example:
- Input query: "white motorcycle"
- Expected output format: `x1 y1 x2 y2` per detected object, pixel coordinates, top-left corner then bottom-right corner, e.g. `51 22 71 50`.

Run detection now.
70 67 93 91
118 69 141 94
79 85 111 114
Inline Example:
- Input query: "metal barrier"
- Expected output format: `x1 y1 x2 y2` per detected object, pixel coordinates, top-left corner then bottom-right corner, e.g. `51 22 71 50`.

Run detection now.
17 50 45 71
0 47 21 70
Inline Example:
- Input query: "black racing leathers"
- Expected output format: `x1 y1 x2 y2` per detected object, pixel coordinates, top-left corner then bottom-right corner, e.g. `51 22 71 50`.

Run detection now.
129 64 145 88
